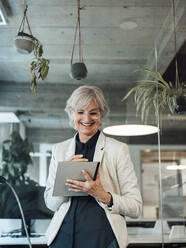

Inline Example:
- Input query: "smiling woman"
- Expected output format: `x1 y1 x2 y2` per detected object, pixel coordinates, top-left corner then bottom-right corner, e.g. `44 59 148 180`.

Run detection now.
44 85 142 248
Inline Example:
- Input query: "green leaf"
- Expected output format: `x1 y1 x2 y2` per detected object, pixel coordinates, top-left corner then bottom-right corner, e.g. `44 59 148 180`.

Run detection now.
29 40 50 93
30 74 37 94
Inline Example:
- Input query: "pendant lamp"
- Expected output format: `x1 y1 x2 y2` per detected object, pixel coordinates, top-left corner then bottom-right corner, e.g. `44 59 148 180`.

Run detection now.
103 124 159 136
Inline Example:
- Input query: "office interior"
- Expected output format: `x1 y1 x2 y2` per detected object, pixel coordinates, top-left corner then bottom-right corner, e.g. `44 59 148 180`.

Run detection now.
0 0 186 247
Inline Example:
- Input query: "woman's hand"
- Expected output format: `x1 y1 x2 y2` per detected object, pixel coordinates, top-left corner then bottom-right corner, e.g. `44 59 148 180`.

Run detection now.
68 154 88 162
65 170 111 205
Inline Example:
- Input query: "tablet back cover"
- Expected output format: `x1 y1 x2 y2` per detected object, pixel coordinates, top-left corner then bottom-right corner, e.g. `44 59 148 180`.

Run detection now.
53 161 99 196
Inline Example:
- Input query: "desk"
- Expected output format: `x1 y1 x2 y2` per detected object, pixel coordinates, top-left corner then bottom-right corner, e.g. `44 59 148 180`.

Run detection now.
0 236 47 248
0 235 186 248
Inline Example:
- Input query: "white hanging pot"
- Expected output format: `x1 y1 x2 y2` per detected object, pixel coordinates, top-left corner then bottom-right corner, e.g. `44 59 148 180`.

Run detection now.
70 62 88 80
14 32 35 54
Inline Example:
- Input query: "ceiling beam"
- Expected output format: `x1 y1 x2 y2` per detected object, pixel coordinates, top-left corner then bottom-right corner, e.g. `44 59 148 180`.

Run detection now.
0 81 128 113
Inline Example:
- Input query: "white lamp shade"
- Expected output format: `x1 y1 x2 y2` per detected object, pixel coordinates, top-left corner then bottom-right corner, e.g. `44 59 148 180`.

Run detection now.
103 124 159 136
0 112 20 123
166 165 186 170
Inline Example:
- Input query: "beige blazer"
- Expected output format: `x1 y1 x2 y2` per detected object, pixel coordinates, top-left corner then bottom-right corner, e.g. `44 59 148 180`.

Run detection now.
44 132 142 248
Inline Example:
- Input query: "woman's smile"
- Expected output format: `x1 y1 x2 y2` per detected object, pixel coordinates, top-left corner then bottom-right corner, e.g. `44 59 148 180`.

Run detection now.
80 121 95 127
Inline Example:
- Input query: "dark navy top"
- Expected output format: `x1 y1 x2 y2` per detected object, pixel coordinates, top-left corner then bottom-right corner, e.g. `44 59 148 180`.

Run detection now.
50 130 115 248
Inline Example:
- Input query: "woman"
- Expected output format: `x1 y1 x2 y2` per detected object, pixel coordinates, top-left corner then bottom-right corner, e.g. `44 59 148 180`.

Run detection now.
44 85 142 248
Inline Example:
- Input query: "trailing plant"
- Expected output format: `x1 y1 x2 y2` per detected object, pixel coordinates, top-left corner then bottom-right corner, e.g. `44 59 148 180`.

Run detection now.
14 4 50 93
0 131 37 186
30 39 50 94
122 68 186 123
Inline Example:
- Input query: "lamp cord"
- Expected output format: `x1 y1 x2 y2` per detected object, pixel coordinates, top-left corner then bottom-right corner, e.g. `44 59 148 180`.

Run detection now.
5 181 32 248
154 45 164 247
172 0 180 89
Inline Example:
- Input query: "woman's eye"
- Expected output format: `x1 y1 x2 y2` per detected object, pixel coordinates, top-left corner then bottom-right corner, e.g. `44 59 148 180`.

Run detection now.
77 111 84 114
89 112 97 115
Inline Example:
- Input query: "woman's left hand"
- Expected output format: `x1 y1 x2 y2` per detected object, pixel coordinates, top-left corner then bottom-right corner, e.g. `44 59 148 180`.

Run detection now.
66 170 111 205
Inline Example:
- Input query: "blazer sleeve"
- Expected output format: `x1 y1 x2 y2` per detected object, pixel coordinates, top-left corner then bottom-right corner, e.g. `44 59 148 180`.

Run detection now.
44 144 69 212
107 144 142 218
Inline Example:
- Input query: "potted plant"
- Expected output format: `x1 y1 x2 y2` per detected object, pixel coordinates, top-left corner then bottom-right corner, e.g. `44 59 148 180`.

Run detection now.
0 132 38 219
14 5 50 93
122 68 186 123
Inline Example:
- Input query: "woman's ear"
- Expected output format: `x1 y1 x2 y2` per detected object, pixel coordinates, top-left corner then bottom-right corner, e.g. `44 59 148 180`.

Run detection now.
71 113 77 130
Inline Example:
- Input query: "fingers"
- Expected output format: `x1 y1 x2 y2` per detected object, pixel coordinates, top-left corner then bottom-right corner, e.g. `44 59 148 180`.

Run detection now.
82 169 92 181
66 179 84 187
68 154 88 162
66 179 88 192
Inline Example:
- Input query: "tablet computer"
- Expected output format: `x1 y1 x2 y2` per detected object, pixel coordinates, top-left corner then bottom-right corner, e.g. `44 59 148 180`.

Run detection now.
52 161 100 197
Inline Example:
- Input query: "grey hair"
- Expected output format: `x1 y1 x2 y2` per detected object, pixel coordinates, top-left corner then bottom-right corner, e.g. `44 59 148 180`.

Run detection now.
65 85 109 128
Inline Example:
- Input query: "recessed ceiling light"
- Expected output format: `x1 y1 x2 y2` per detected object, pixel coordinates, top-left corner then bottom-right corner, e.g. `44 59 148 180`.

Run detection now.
0 112 20 123
103 124 159 136
120 21 138 30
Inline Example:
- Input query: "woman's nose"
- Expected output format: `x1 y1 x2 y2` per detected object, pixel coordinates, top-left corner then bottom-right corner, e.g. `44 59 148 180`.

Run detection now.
83 112 91 121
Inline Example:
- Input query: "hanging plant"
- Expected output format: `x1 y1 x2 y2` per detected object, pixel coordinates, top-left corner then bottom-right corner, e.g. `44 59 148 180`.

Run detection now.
122 68 186 123
30 39 50 93
14 5 49 93
122 0 186 123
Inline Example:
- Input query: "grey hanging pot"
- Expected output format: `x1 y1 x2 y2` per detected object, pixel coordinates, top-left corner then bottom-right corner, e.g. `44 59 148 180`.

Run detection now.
14 32 35 54
70 62 87 80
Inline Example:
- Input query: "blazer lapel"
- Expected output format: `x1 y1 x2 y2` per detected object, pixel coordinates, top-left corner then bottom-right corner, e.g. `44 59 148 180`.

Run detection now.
93 132 105 162
64 134 76 160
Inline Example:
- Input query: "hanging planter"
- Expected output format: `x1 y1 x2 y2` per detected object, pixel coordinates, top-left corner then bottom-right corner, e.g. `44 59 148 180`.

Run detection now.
122 68 186 123
70 0 88 80
14 5 49 93
175 95 186 113
14 31 35 54
122 0 186 123
70 62 87 80
14 5 35 54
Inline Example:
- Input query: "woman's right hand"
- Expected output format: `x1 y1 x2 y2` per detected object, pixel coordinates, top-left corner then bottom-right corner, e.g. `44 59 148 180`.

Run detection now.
68 154 88 162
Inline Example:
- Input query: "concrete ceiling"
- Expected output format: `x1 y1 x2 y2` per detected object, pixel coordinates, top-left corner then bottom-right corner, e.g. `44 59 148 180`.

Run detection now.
0 0 186 144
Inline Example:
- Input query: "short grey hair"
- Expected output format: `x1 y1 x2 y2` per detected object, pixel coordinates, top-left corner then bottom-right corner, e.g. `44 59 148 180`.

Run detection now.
65 85 109 127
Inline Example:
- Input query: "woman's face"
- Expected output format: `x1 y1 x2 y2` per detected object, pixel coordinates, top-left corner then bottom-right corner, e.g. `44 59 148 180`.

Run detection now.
73 100 101 142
